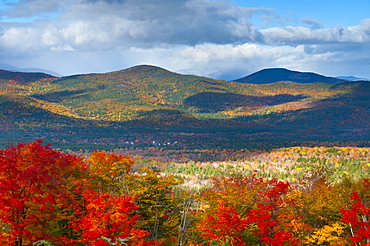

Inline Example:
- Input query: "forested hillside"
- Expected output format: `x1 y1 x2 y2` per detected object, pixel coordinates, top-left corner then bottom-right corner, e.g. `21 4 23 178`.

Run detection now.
1 67 370 245
0 65 369 149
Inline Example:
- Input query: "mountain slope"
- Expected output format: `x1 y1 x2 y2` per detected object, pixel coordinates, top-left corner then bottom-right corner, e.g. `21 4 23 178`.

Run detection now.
0 94 109 143
234 68 347 84
27 65 341 123
29 65 255 122
0 65 360 125
235 81 370 130
1 65 370 149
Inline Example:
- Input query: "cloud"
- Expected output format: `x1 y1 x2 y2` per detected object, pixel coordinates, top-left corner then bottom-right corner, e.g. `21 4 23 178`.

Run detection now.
362 19 370 34
3 0 65 18
127 43 316 79
0 26 42 53
125 38 370 80
2 0 369 53
301 18 323 29
1 0 370 80
0 0 270 52
261 24 370 46
2 37 369 80
63 0 267 46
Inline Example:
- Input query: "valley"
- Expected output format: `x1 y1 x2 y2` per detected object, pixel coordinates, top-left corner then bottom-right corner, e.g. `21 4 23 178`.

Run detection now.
0 65 369 150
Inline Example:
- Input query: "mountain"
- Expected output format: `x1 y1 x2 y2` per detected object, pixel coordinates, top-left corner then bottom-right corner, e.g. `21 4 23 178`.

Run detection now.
234 68 347 84
336 76 369 81
1 65 370 150
0 69 56 84
0 63 62 77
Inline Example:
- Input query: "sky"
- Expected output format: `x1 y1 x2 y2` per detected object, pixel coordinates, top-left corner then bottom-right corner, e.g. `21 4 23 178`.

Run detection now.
0 0 370 80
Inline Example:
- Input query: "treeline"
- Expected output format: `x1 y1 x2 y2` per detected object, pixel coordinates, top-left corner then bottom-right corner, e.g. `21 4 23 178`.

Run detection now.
0 141 369 245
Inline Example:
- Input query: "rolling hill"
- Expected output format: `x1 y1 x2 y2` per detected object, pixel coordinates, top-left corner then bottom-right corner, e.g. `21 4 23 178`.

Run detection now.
0 65 369 149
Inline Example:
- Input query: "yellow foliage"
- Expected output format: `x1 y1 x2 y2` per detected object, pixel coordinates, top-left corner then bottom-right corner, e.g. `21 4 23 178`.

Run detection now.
305 222 349 245
86 151 134 194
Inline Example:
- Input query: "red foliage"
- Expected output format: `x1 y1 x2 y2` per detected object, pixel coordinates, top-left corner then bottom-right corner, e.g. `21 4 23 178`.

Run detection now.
70 190 152 246
198 177 300 245
0 140 83 244
197 200 249 245
0 141 154 245
245 179 300 246
341 191 370 245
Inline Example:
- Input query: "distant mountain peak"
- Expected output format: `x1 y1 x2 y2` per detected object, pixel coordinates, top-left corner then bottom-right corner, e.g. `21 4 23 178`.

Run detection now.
125 64 172 73
234 68 347 84
336 76 369 81
106 64 177 78
0 63 61 77
0 69 56 84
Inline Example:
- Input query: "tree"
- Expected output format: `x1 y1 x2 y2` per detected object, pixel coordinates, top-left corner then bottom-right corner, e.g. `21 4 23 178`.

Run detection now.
124 168 183 243
70 190 152 246
196 199 249 245
86 151 134 195
197 175 300 245
304 222 349 245
341 190 370 245
0 140 84 245
244 179 300 246
0 141 155 245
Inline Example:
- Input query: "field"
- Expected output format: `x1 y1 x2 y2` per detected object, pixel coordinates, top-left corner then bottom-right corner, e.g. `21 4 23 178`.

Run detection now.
111 146 370 189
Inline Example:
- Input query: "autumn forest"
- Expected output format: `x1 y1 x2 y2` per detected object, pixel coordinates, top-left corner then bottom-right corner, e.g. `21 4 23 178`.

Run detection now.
1 141 370 245
0 66 370 245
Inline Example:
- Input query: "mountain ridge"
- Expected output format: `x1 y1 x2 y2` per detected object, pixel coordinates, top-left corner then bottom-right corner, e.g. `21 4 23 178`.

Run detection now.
234 68 348 84
1 65 369 149
0 63 62 77
0 69 57 84
336 76 369 81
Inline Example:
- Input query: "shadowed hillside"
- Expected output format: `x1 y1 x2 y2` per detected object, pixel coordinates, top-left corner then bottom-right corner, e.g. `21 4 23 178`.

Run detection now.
183 92 307 113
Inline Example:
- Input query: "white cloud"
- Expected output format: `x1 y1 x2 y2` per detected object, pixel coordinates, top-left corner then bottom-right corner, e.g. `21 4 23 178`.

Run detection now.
361 19 370 35
0 0 370 80
126 40 370 80
1 0 268 51
2 0 368 52
261 24 370 46
50 44 74 51
128 43 311 79
41 27 60 46
0 26 42 52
